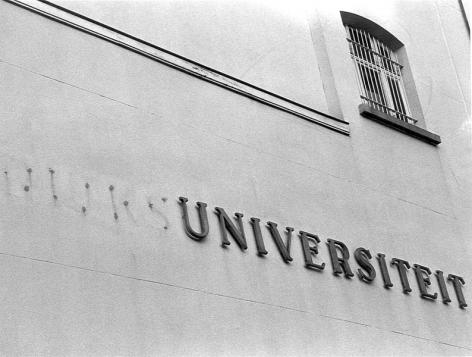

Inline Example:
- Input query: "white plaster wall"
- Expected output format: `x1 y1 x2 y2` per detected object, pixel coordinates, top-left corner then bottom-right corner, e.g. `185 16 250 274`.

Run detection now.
0 0 471 356
52 0 329 111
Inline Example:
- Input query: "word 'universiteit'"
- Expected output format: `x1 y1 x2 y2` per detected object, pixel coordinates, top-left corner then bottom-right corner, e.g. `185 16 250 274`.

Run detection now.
179 197 467 309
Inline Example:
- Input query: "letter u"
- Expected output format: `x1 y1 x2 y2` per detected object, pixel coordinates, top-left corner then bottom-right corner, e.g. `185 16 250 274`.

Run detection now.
179 197 209 241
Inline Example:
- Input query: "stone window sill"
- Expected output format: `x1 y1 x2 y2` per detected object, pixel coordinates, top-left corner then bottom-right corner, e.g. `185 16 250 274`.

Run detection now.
359 104 441 146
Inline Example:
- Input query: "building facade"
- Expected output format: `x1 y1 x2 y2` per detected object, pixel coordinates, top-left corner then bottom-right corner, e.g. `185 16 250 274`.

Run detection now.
0 0 471 355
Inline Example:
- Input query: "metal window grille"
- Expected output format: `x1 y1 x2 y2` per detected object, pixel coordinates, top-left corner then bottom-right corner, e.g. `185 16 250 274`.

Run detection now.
346 25 417 125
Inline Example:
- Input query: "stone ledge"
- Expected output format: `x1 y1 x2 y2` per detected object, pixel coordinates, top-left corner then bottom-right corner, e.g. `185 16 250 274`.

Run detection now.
359 104 441 146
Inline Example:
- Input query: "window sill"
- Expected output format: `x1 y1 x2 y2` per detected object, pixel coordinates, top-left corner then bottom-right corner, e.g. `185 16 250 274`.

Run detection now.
358 104 441 146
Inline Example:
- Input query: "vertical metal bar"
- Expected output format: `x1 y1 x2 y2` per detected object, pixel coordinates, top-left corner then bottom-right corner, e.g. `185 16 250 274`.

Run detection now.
387 42 411 121
387 45 394 73
357 28 367 61
369 34 389 111
365 30 375 64
368 51 385 110
375 70 388 112
347 26 354 56
380 42 391 72
352 28 361 58
353 28 372 107
361 30 380 109
390 47 397 74
361 29 369 61
376 38 396 117
355 63 367 105
389 77 402 120
377 37 394 116
394 79 406 119
348 26 368 106
394 78 410 121
385 47 404 120
397 75 412 117
368 32 378 66
366 66 379 109
381 73 393 115
374 37 391 113
396 79 409 121
359 64 371 108
362 29 371 62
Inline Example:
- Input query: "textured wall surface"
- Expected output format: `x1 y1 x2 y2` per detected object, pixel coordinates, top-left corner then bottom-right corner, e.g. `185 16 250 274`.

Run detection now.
0 0 470 355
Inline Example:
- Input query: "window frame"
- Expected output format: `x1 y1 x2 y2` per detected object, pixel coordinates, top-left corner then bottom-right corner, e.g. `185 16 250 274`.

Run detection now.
346 25 416 125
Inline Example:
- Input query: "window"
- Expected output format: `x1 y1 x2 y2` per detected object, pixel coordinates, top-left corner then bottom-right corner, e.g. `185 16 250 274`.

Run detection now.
340 12 440 145
346 25 416 125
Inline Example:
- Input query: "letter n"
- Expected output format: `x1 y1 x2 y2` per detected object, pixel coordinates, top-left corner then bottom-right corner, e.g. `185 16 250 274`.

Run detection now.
215 207 247 250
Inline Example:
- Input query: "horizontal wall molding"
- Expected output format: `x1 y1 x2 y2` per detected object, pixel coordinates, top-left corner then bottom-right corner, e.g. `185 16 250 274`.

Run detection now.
5 0 350 135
